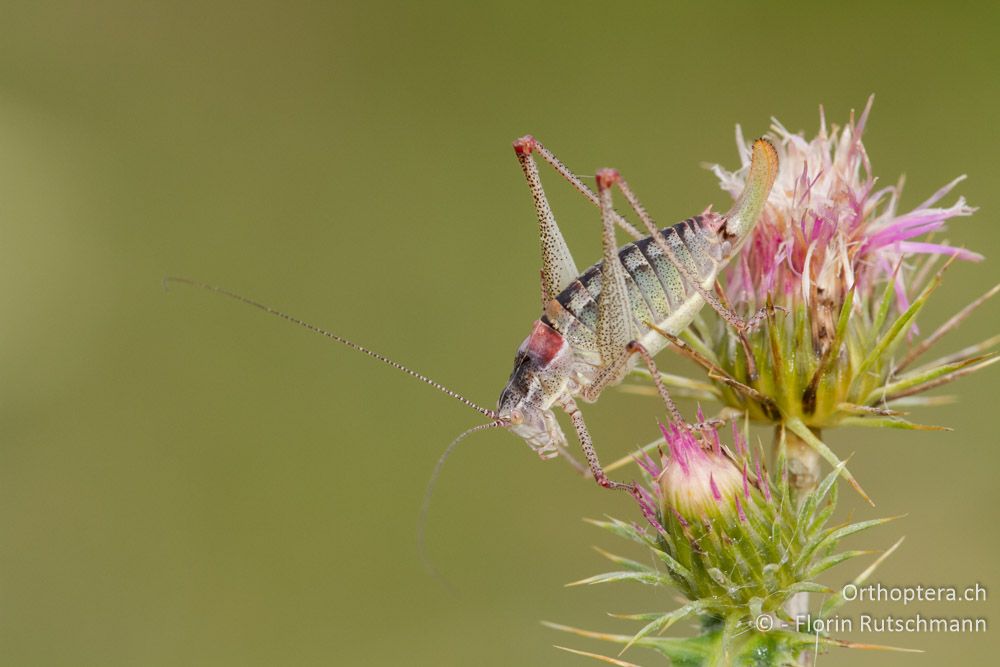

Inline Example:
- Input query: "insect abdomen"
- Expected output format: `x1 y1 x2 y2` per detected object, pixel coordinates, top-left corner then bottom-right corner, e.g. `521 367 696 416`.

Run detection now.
543 215 720 348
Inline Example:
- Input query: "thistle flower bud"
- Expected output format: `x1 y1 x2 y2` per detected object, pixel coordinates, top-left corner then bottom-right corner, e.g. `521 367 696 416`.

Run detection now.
657 422 743 522
633 423 786 612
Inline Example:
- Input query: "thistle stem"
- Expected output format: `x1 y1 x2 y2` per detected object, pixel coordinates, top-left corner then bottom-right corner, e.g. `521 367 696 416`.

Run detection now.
778 424 822 666
783 426 822 503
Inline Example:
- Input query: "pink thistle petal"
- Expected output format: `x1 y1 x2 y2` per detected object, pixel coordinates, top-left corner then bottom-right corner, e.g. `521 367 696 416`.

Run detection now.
710 100 978 308
696 405 722 454
731 421 747 458
635 483 657 508
709 427 722 455
870 220 948 246
855 94 875 138
885 257 910 316
916 175 967 210
660 420 712 480
634 452 661 480
659 421 689 475
632 489 666 534
896 242 983 262
756 457 772 503
709 473 722 502
735 495 747 523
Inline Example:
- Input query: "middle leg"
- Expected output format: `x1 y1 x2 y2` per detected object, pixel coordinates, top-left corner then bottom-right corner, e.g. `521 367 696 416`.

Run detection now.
610 173 772 337
601 170 773 383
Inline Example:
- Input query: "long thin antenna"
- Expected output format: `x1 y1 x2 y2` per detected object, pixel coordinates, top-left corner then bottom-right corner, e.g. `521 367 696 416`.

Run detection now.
164 276 500 420
417 420 506 588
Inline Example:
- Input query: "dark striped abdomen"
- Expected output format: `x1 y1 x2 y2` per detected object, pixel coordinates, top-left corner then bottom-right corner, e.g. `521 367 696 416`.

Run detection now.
541 215 719 350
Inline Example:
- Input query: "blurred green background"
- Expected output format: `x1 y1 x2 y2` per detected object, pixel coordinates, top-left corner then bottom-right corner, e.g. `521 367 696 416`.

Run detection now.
0 2 997 665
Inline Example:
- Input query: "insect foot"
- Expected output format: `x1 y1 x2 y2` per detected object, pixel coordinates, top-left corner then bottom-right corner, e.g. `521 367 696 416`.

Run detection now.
594 168 620 191
738 302 788 335
512 134 538 156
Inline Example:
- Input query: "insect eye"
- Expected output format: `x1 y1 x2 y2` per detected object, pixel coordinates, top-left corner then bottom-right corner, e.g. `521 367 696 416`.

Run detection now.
509 410 524 425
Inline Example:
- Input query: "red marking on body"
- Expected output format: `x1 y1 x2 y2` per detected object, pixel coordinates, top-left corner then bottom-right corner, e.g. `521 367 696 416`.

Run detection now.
512 135 537 156
524 320 566 366
595 168 620 190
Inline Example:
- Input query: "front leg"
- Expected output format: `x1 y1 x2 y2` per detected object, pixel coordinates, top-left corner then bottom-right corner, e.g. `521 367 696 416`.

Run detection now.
582 338 723 434
579 338 684 427
562 397 635 493
563 170 648 497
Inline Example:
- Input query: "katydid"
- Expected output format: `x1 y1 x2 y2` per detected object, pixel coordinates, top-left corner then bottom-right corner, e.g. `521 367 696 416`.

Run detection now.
167 136 778 495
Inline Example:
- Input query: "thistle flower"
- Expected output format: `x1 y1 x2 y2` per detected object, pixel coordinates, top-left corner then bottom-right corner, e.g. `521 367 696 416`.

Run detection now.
550 423 900 665
645 97 997 499
712 98 980 309
655 422 744 521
